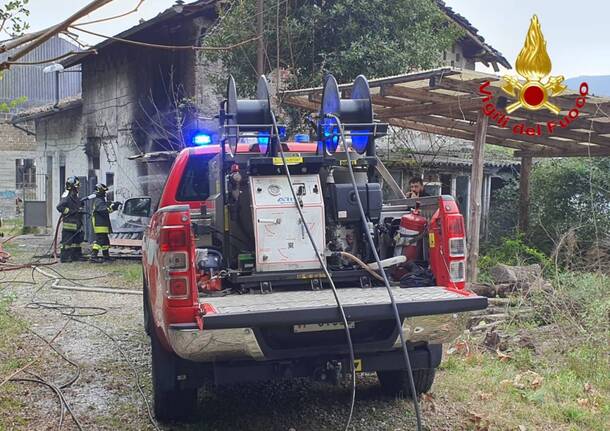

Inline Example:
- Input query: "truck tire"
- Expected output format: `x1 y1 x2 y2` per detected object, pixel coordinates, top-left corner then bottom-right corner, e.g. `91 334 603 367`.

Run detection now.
150 327 197 421
377 368 436 397
142 273 151 336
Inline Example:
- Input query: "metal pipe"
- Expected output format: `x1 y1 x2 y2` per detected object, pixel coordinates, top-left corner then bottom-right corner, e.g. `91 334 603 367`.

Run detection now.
54 71 60 107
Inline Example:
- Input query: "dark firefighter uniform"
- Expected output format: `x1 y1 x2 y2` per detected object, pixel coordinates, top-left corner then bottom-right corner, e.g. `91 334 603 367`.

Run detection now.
56 177 84 262
91 183 121 262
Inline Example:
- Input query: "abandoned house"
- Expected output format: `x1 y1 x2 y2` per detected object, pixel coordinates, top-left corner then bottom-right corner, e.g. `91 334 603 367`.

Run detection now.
12 1 221 229
0 35 81 219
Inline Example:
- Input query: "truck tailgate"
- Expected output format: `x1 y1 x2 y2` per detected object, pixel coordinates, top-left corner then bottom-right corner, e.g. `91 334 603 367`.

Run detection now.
199 286 486 329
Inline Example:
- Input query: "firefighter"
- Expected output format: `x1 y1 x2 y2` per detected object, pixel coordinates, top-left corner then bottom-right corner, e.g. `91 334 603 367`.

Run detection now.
56 177 84 262
90 183 121 263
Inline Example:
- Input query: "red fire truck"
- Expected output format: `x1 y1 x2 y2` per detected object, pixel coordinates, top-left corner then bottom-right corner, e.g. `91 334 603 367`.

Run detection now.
141 75 487 421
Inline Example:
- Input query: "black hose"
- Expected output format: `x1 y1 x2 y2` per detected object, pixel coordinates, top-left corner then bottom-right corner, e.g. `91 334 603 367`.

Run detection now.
271 113 357 431
327 113 423 431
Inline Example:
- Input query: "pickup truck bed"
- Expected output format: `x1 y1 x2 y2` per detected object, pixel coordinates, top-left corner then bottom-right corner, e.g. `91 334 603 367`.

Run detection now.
194 286 487 330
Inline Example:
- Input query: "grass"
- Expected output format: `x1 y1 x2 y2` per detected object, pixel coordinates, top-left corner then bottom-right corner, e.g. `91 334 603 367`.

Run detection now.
434 267 610 431
437 343 609 430
0 218 23 237
0 294 23 372
0 293 31 430
113 262 143 286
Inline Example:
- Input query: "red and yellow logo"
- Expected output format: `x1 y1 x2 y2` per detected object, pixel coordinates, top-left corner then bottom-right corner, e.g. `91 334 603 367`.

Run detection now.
479 15 589 137
501 15 566 114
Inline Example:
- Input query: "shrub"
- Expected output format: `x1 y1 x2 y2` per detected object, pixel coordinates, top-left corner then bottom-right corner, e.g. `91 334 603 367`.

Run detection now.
529 158 610 256
479 234 553 277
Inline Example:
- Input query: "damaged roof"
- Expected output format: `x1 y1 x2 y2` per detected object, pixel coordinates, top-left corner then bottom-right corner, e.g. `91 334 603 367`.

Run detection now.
61 0 219 68
11 96 82 122
435 0 511 70
60 0 509 71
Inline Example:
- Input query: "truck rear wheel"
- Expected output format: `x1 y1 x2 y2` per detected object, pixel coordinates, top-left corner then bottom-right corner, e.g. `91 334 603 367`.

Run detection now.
377 368 436 397
150 328 197 422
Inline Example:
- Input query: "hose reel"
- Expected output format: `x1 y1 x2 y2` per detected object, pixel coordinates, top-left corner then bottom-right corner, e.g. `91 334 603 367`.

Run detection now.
318 74 388 156
223 75 275 156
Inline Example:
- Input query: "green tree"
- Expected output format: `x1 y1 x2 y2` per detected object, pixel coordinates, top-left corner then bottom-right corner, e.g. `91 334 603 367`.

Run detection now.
204 0 463 94
0 0 30 37
529 157 610 256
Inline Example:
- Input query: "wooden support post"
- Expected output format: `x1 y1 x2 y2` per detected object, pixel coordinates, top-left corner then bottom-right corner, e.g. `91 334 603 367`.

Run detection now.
518 155 532 233
482 175 492 241
467 112 488 282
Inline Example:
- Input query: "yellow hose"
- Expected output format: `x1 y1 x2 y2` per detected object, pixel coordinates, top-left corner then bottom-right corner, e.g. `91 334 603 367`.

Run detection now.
338 251 385 282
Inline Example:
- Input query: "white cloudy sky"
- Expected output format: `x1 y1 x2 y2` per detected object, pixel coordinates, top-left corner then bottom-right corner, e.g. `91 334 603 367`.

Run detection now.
23 0 610 78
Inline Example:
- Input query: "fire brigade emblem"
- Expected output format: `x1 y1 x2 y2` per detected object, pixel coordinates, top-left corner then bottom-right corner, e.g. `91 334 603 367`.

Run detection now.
501 15 566 114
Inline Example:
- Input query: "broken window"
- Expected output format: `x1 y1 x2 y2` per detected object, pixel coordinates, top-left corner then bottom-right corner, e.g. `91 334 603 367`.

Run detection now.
16 159 36 189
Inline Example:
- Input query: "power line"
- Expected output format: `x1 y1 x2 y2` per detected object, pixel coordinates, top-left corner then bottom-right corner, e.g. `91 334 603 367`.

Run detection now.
69 26 260 52
72 0 146 27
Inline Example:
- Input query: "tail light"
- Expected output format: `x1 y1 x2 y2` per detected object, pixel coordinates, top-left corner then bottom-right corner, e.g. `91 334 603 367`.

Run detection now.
164 252 189 271
160 226 187 251
158 223 192 302
449 238 465 257
446 214 465 236
449 260 465 282
429 196 467 289
168 277 189 299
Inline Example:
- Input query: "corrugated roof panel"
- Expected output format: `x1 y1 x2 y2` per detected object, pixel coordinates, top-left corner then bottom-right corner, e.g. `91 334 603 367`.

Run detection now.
0 36 81 109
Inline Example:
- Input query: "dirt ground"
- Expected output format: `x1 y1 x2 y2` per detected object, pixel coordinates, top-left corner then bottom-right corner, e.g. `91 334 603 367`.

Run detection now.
0 235 607 431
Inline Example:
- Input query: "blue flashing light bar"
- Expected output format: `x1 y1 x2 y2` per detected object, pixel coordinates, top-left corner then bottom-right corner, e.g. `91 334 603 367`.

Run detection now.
295 133 310 143
257 132 270 146
192 133 212 146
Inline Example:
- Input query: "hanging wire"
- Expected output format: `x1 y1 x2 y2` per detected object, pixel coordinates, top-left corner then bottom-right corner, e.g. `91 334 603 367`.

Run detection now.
68 26 261 52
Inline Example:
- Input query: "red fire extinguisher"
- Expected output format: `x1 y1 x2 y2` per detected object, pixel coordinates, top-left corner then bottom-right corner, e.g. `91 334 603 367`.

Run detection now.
394 202 428 262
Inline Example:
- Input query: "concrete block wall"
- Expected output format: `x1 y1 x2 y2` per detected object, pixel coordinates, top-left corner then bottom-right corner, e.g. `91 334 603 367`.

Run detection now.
34 106 86 228
0 122 39 219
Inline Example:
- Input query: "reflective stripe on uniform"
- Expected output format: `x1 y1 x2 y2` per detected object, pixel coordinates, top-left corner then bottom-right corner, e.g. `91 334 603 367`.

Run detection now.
92 214 110 233
63 208 70 215
63 222 78 231
92 244 110 251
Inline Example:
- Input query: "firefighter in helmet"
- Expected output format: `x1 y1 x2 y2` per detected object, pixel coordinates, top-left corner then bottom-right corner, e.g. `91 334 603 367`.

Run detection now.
56 176 84 262
90 183 121 263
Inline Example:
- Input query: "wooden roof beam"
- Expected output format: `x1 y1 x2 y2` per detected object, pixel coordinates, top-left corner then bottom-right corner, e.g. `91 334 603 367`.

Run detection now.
283 96 318 111
407 115 564 152
432 110 610 148
380 84 451 104
377 98 482 118
387 117 506 146
434 78 610 116
371 95 411 108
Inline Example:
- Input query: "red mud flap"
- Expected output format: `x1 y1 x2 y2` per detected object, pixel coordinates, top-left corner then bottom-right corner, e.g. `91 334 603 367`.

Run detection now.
178 286 487 330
